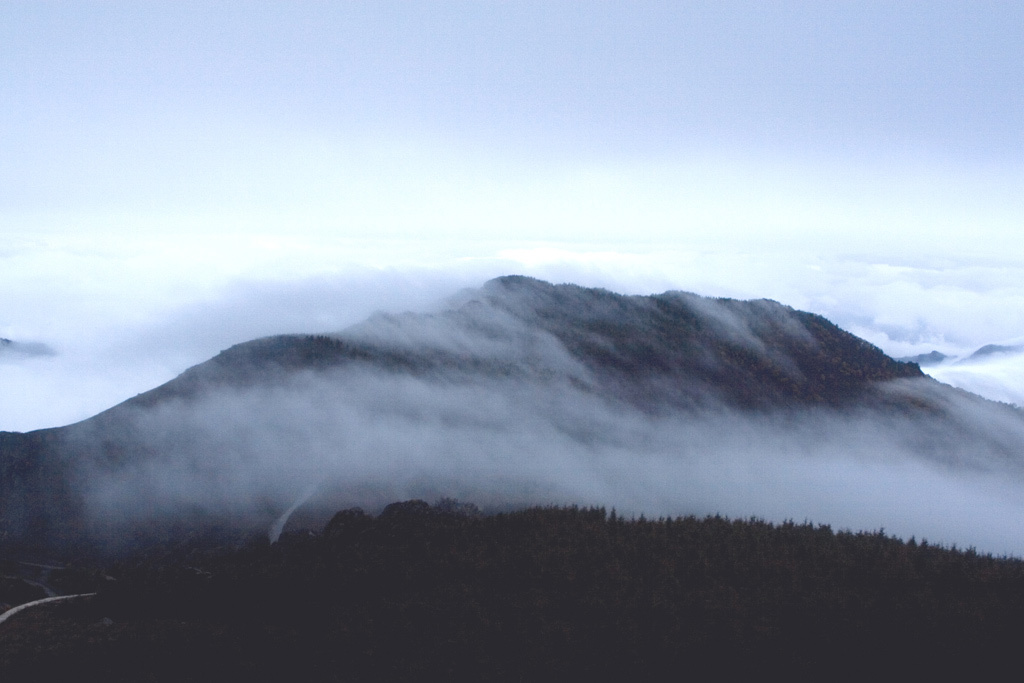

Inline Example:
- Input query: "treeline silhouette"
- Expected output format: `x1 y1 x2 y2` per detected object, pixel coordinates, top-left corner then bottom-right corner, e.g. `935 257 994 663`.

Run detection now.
3 501 1024 680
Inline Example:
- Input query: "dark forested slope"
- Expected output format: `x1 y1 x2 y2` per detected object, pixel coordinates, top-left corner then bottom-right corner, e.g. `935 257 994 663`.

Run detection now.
3 502 1024 680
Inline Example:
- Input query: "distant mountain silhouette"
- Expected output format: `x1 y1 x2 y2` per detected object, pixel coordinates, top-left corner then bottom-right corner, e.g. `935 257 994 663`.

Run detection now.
897 350 948 366
0 338 55 358
964 344 1024 362
2 277 1022 557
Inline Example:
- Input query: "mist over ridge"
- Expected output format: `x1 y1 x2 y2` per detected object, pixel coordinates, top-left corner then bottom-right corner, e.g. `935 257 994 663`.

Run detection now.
3 276 1024 557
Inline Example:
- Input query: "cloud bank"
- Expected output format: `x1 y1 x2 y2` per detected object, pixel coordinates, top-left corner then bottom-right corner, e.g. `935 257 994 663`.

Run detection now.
78 363 1024 558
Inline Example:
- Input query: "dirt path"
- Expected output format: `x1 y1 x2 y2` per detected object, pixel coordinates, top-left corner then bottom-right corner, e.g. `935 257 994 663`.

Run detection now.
0 593 96 626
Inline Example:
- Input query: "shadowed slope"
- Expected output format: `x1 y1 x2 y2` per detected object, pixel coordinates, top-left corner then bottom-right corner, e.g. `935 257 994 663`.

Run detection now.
98 276 924 414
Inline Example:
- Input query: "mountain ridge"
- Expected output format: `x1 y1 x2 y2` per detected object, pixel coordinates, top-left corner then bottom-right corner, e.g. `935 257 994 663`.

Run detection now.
105 275 925 416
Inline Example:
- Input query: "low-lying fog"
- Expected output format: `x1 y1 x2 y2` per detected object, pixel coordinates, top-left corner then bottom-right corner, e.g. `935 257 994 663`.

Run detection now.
80 367 1024 557
71 291 1024 557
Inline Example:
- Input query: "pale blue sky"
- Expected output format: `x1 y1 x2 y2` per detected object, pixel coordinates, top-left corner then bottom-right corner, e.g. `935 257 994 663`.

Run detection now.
2 1 1021 218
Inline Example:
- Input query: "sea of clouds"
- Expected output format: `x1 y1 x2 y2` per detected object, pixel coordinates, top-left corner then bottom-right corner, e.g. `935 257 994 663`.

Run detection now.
3 233 1023 433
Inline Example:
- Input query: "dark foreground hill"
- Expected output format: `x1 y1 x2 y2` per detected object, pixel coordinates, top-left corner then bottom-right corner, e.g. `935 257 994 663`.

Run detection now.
2 502 1024 681
2 276 1023 558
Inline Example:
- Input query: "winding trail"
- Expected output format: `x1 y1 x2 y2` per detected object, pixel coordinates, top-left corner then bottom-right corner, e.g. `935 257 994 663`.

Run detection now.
0 593 96 626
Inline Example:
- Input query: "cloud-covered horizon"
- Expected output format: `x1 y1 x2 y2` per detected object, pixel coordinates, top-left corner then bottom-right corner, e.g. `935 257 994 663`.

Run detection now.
3 240 1024 432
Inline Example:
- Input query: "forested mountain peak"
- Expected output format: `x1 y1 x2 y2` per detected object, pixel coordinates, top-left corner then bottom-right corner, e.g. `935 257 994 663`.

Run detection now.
0 278 1018 560
122 276 922 414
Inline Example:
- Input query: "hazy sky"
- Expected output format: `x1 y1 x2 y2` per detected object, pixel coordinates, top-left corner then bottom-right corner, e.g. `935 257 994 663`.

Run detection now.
1 1 1023 431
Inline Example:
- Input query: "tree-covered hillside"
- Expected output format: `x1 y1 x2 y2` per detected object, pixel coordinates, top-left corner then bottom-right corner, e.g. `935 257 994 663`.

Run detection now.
3 502 1023 680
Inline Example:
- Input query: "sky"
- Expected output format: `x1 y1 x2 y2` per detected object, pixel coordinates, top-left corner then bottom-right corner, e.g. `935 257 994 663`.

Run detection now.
1 1 1023 432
